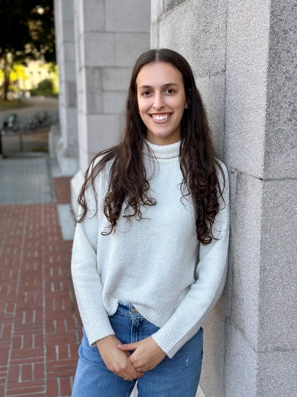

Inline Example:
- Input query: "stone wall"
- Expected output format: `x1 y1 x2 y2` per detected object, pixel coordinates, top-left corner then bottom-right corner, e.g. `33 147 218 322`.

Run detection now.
54 0 79 175
151 0 297 396
71 0 150 213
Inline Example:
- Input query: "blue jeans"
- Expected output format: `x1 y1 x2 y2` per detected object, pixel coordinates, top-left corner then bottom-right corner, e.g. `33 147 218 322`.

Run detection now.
72 303 203 397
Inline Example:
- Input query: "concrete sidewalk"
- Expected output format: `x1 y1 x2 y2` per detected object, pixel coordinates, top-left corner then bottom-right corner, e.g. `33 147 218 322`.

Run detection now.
0 154 80 397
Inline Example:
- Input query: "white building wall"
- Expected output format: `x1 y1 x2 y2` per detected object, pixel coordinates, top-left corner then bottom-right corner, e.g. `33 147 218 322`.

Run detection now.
71 0 150 213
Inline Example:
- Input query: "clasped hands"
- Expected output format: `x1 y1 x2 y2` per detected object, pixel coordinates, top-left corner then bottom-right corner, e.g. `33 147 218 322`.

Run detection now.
96 335 166 381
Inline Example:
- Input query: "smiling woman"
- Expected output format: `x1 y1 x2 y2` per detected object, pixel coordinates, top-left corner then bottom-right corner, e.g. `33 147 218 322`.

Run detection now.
71 48 230 397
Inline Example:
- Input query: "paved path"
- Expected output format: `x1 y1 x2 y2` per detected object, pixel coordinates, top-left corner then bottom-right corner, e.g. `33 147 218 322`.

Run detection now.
0 155 81 397
0 97 59 115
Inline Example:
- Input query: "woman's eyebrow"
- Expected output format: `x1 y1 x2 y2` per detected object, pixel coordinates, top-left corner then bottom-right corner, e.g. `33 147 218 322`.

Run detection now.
138 83 179 89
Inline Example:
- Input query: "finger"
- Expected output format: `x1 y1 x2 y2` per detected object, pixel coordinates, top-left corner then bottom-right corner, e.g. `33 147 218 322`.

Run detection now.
126 361 144 379
135 368 145 373
117 342 139 351
123 373 132 381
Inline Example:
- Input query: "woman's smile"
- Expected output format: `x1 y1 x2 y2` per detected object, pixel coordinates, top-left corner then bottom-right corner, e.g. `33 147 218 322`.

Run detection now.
150 113 172 122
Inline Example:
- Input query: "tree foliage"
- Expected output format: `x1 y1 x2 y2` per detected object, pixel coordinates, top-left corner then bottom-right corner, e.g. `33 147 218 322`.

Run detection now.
0 0 55 99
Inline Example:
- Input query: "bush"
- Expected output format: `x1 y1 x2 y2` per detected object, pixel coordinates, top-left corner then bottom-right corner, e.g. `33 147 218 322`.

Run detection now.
30 79 56 97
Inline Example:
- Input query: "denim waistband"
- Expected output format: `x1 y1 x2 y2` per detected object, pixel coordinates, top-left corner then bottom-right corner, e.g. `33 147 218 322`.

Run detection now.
116 301 141 317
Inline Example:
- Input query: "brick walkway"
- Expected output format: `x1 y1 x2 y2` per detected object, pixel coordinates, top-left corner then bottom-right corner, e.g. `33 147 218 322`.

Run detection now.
0 160 81 397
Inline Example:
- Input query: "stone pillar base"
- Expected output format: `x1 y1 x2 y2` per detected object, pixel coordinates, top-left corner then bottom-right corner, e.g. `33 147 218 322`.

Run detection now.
70 170 84 216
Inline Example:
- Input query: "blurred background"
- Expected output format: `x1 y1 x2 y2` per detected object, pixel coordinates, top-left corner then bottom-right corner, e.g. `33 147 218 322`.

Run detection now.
0 0 58 155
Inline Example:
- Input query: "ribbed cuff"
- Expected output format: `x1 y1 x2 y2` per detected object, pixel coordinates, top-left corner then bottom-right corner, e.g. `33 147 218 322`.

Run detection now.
151 321 192 358
83 310 115 347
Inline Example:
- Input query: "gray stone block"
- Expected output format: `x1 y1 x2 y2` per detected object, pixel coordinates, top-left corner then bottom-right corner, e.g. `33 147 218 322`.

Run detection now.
264 1 297 179
106 0 150 32
151 0 164 23
225 322 257 397
158 0 226 76
82 68 104 114
65 108 78 129
230 172 263 350
61 42 76 62
150 22 159 49
82 0 105 32
67 128 79 149
61 22 75 43
103 91 127 114
63 61 76 81
61 0 74 22
78 146 90 175
87 114 122 151
58 91 65 109
225 0 270 178
257 349 297 397
196 73 225 158
115 33 150 67
59 105 67 131
73 0 83 39
84 32 115 67
65 81 77 108
163 0 185 13
102 68 132 91
258 179 297 351
200 306 226 397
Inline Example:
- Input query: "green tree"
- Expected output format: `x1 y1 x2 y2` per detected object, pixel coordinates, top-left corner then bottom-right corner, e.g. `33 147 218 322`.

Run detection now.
0 0 55 100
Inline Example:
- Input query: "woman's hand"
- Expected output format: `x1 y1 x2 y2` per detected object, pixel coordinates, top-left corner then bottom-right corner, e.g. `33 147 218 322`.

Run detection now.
96 335 144 380
117 336 166 372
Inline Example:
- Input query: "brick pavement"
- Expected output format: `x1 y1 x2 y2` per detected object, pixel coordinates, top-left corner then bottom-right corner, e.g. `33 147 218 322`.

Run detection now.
0 165 82 397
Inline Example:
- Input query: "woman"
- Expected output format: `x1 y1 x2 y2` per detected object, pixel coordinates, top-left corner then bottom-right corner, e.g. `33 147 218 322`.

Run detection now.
71 48 229 397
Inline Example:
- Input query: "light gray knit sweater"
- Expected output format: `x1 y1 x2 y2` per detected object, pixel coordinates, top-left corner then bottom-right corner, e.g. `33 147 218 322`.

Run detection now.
71 140 229 358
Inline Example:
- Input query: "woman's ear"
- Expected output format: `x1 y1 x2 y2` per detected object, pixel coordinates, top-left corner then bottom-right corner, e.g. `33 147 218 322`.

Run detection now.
185 103 189 109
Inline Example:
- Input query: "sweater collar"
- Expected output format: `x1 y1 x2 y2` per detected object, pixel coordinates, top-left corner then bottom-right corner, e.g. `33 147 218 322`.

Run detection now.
144 140 181 159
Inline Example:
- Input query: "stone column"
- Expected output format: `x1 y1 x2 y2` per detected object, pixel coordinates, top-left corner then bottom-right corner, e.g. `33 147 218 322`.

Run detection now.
151 0 297 396
54 0 78 175
71 0 150 213
224 1 297 396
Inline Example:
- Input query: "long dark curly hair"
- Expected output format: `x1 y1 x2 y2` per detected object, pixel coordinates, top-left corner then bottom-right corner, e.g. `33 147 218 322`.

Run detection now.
78 48 225 245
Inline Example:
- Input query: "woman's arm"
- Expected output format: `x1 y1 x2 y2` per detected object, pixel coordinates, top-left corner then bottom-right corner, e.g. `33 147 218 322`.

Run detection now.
71 179 143 380
71 192 115 345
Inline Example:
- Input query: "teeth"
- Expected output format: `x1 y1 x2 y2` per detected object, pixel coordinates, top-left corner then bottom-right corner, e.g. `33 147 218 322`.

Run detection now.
152 114 169 121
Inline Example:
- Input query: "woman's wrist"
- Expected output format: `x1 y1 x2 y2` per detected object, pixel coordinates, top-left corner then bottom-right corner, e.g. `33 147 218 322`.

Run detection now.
96 334 116 348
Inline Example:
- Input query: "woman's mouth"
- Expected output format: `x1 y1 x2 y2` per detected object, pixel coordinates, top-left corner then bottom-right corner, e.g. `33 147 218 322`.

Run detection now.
150 113 171 121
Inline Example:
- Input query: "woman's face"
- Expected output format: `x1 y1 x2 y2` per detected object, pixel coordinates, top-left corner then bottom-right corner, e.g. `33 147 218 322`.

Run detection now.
136 62 187 145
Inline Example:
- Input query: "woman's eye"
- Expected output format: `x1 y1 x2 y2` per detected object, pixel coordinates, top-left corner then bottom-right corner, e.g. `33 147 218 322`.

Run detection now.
165 88 175 94
142 90 151 96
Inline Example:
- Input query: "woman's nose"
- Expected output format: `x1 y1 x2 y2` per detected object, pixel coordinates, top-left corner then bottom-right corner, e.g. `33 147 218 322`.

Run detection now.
153 93 164 110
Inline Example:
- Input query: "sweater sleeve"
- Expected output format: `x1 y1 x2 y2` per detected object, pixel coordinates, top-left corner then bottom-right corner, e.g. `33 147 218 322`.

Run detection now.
71 177 115 346
151 162 230 358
